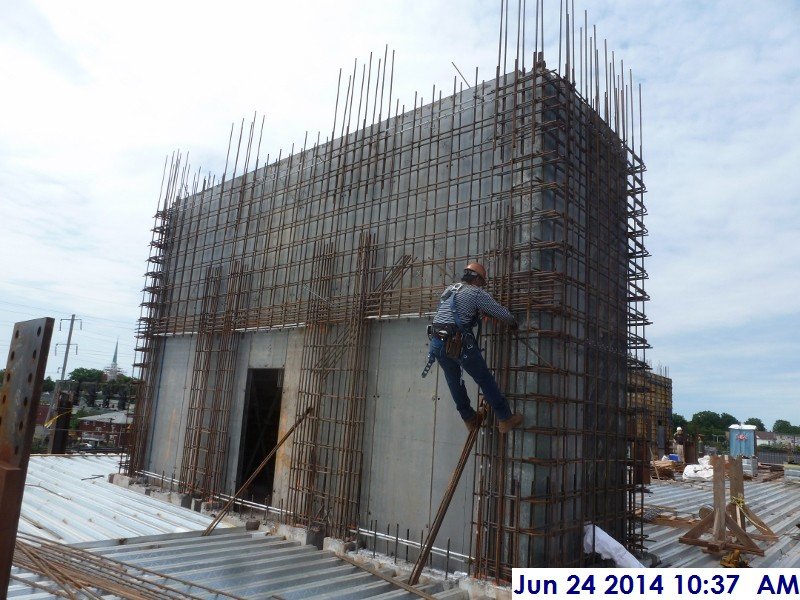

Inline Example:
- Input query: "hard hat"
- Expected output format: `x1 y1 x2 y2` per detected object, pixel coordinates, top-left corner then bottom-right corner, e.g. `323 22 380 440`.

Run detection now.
465 262 487 282
676 427 683 431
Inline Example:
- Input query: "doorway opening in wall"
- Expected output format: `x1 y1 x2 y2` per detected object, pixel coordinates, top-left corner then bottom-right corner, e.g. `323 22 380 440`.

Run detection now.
237 368 283 502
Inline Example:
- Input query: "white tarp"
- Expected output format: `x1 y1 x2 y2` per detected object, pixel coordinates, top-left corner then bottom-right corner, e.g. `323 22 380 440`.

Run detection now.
682 455 713 481
583 524 645 568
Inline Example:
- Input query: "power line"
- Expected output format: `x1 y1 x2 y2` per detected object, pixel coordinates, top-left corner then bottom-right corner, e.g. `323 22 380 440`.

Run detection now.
0 281 141 309
0 300 136 326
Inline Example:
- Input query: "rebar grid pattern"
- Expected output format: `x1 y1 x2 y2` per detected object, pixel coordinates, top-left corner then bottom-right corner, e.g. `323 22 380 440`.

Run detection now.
629 369 673 458
286 235 379 538
128 3 649 573
178 261 245 496
470 63 644 575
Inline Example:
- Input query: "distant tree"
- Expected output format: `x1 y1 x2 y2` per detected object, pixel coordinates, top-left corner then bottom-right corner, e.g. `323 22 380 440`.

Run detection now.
72 381 82 406
719 412 739 429
773 419 793 434
69 368 104 383
689 411 738 446
83 382 98 408
691 411 722 433
70 407 88 430
744 417 766 431
0 368 4 383
672 413 688 430
104 375 133 396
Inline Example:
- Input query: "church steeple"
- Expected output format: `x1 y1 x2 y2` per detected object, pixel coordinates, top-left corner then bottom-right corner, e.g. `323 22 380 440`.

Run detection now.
104 339 123 382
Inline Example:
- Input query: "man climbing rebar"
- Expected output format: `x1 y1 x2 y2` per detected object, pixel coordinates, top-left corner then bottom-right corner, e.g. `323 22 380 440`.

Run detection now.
425 262 523 433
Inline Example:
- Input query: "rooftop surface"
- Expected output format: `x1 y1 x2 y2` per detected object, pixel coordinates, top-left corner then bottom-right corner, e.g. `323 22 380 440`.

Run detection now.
642 474 800 567
17 454 218 543
11 455 800 598
9 454 455 599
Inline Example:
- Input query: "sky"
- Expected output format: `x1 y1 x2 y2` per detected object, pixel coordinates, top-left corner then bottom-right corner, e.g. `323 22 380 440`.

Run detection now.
1 0 798 428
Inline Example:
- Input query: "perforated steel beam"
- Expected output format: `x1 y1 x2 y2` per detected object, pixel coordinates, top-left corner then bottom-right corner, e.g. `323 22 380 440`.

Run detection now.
0 317 54 595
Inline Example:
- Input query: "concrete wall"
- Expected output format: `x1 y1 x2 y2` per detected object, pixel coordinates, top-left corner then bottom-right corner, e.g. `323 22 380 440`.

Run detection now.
139 68 640 568
147 336 194 479
361 317 478 556
146 317 476 555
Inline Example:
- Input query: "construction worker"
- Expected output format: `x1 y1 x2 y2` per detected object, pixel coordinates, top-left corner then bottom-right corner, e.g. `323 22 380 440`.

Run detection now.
673 426 686 461
426 262 523 433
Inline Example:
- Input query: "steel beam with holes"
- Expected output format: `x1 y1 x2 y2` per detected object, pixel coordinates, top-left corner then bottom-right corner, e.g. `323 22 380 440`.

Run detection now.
0 318 54 595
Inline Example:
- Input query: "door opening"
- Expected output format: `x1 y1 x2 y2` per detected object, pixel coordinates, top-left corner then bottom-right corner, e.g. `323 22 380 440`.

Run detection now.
238 368 283 501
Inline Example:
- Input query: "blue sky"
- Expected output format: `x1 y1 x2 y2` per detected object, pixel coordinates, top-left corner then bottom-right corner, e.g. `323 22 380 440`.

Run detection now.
1 0 798 428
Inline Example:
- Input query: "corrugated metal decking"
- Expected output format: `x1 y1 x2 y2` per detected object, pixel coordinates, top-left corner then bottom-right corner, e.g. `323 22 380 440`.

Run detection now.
643 477 800 567
10 455 453 599
9 530 444 598
18 454 224 543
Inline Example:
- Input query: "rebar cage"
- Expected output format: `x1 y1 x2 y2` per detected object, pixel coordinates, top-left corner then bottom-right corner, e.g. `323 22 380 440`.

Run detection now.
128 3 649 575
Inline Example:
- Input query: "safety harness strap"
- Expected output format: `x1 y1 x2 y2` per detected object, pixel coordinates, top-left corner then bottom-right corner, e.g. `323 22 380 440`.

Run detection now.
448 283 480 341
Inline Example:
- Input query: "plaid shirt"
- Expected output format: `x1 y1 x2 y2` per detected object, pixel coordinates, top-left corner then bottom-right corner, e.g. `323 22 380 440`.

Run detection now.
432 283 515 328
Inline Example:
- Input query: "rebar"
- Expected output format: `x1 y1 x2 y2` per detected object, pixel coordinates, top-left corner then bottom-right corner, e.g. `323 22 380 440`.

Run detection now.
13 534 243 600
127 0 648 576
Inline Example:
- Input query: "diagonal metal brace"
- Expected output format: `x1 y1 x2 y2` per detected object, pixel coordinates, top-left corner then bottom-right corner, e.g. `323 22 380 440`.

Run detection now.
409 405 486 585
202 406 314 536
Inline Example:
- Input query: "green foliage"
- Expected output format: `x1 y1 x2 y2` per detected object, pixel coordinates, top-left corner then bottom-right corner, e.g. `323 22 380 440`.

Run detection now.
719 412 739 429
691 410 725 431
104 375 135 396
70 407 88 430
687 410 740 447
773 419 800 435
744 417 766 431
69 368 104 383
773 419 791 433
672 413 688 430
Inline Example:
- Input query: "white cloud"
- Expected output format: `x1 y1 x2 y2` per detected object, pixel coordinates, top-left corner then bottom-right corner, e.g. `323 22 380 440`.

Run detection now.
1 0 798 430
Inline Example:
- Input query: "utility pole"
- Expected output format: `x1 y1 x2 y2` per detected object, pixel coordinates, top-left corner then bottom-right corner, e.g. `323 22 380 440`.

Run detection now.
47 315 81 454
57 314 78 385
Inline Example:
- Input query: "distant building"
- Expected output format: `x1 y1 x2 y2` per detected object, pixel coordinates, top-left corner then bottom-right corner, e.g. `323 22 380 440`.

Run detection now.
774 433 799 447
103 340 125 382
756 431 777 447
78 411 131 448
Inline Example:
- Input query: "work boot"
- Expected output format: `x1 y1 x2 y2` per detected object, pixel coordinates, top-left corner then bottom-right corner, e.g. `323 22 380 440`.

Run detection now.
498 413 523 434
463 412 482 432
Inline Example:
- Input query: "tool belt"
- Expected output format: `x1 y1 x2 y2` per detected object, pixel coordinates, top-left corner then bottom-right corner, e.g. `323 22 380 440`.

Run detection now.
427 323 463 359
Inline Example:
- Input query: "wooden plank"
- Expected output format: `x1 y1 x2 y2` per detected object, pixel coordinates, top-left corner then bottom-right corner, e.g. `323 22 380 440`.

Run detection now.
679 510 715 541
742 505 777 539
711 455 726 542
725 513 764 555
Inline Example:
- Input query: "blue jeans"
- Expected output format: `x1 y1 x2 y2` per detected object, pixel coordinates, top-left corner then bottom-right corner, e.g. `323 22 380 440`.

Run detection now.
428 333 513 421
